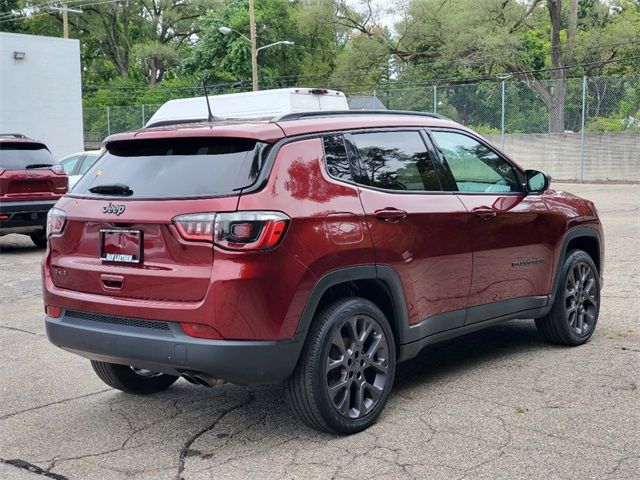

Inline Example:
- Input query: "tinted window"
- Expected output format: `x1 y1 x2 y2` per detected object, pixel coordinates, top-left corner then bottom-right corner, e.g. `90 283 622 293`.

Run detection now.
323 135 352 181
73 138 265 199
60 155 81 174
351 131 441 191
0 142 55 170
77 154 99 175
432 131 520 193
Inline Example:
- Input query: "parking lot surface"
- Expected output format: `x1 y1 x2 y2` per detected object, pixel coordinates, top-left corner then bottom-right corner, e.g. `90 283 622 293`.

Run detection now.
1 183 638 480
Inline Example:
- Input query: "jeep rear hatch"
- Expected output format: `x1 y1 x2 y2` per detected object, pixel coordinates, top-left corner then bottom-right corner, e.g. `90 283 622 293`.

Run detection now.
0 142 67 199
48 137 266 303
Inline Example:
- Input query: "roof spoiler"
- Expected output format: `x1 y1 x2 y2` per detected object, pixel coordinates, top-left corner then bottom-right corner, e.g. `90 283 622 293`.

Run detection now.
0 133 28 139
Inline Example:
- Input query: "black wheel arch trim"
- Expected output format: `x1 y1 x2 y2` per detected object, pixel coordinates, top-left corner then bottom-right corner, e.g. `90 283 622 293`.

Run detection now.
294 265 410 346
548 227 603 305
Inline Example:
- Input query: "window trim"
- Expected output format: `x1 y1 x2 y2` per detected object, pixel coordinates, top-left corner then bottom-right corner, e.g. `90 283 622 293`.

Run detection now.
426 127 526 195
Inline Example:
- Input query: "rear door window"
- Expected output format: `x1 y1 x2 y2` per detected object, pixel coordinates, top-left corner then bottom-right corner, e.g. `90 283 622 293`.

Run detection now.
73 138 266 199
77 154 100 175
0 142 56 170
60 155 82 174
349 131 442 191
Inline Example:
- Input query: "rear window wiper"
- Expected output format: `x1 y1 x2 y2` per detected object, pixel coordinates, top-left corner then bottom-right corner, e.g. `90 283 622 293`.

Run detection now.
25 163 54 169
88 183 133 196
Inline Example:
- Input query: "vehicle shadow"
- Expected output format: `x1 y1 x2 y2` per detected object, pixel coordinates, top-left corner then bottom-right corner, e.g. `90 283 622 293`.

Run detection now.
0 235 43 254
393 319 550 392
32 320 557 474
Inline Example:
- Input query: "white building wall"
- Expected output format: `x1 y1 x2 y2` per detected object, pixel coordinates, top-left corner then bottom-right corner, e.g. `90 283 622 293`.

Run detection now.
0 32 83 159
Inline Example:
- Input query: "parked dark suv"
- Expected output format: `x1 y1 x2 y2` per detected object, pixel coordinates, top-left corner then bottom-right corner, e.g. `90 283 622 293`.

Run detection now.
1 134 68 247
42 111 603 433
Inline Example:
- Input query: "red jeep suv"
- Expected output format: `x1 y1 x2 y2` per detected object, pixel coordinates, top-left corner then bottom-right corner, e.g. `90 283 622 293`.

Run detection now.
1 134 68 247
42 111 603 433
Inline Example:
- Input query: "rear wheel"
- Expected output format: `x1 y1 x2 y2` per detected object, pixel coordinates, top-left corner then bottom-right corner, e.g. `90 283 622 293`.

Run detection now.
536 249 600 346
91 360 179 394
29 231 47 248
285 297 396 434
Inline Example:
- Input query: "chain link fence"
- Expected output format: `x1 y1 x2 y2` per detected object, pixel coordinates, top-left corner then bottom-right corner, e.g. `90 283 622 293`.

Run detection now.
83 74 639 182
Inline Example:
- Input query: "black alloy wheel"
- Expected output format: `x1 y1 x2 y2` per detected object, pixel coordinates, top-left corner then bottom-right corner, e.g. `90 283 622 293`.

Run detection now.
564 261 599 336
286 297 396 434
325 314 390 419
536 249 600 346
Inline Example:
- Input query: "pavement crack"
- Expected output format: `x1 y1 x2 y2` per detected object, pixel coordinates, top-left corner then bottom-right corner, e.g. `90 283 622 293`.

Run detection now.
175 391 255 480
617 346 640 353
0 324 42 336
0 389 112 421
0 458 69 480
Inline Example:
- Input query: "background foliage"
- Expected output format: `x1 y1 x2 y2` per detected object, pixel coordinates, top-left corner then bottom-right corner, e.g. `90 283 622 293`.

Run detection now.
1 0 639 134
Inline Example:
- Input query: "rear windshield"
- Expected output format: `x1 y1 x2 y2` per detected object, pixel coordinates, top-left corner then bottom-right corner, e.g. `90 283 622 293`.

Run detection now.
72 137 266 199
0 142 55 170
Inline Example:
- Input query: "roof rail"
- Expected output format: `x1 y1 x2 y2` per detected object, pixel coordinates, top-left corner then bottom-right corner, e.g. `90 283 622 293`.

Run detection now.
0 133 28 138
273 110 451 122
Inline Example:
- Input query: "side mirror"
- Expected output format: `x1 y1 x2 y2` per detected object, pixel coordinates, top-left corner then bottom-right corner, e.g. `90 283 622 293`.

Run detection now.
525 169 550 194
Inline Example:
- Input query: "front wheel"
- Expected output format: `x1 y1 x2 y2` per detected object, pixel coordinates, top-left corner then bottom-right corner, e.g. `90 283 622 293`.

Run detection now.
91 361 179 394
286 297 396 434
536 249 601 346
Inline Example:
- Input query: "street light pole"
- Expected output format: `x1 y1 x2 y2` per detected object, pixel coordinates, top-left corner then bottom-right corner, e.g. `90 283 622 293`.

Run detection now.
249 0 259 91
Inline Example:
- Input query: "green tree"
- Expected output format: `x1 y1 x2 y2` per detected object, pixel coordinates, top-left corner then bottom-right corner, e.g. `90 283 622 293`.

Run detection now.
396 0 640 132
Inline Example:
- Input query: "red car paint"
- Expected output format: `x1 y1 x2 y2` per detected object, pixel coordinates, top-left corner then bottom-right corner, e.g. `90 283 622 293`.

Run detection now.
42 113 604 381
0 135 68 242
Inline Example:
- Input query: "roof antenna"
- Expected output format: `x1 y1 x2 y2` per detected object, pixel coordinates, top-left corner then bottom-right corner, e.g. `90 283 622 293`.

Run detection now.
202 78 214 122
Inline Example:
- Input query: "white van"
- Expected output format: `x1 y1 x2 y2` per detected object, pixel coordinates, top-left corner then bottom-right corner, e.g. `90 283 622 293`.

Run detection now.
146 88 349 128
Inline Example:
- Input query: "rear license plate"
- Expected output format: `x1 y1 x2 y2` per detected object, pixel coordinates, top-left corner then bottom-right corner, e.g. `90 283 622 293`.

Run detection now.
100 229 142 264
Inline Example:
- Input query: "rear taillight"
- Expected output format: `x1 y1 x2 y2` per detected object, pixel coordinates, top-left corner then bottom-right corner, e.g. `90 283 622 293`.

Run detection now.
173 213 216 241
172 211 290 251
46 207 66 237
51 164 65 175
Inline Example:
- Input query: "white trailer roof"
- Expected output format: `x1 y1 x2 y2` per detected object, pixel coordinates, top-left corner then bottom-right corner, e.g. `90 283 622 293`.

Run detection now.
146 88 349 127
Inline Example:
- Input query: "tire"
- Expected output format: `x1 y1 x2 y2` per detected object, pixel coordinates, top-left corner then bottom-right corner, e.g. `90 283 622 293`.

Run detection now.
90 360 179 394
285 297 396 434
29 232 47 248
535 249 600 346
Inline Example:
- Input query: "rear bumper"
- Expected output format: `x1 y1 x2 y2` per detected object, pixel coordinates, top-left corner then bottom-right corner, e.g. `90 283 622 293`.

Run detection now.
45 310 303 385
0 199 57 232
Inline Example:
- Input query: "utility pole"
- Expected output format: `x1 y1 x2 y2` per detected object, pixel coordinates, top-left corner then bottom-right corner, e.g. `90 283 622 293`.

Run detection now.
219 5 293 91
63 2 68 38
49 3 82 39
249 0 258 91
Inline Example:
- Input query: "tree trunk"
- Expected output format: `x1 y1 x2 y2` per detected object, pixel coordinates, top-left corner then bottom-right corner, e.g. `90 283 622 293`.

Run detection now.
548 92 564 132
548 75 567 133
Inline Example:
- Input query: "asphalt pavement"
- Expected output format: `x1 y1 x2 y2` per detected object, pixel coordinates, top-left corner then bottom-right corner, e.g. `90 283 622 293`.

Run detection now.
1 183 638 480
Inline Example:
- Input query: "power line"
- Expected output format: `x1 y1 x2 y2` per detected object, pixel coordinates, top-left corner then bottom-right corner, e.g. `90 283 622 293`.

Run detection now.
79 54 640 98
0 0 90 21
0 0 122 24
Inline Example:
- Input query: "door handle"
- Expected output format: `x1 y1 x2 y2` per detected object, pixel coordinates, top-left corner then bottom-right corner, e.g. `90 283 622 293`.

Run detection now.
374 208 407 223
472 207 497 220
